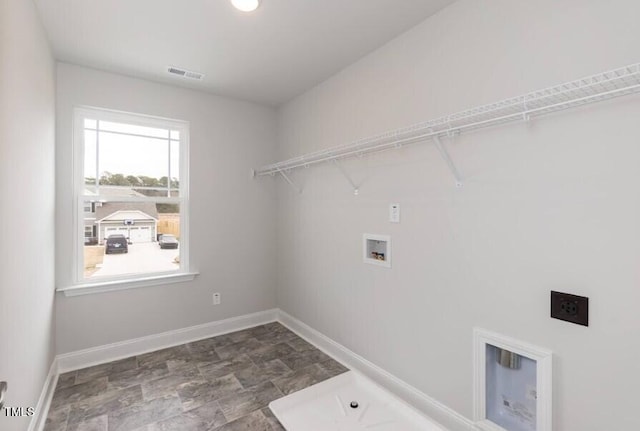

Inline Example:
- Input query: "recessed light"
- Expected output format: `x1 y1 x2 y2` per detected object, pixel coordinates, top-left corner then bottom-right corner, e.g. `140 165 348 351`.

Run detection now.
231 0 260 12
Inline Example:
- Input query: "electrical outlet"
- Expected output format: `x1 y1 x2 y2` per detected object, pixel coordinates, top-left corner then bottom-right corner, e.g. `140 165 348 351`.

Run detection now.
213 293 221 305
550 291 588 326
561 301 578 315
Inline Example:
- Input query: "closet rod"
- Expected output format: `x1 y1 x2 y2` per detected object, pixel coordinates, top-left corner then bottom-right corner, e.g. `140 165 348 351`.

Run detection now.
254 63 640 177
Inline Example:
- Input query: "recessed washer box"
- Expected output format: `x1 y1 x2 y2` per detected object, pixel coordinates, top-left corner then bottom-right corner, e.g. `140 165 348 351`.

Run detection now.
363 234 391 268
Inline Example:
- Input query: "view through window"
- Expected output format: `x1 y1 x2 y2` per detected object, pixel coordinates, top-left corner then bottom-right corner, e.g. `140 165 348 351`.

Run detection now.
77 109 188 281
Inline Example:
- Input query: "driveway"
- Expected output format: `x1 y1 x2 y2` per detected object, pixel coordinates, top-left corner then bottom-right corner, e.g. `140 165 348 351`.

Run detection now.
92 242 179 278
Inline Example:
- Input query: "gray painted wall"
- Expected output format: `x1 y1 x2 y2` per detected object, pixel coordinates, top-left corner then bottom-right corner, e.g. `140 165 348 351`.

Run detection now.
276 1 640 430
55 64 278 354
0 1 56 430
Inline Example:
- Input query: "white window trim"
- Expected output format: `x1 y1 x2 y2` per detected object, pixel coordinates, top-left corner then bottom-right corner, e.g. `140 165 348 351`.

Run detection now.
57 272 198 296
58 106 196 295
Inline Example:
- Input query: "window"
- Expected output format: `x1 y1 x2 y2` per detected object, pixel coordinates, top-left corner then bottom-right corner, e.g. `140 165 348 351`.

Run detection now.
73 107 191 289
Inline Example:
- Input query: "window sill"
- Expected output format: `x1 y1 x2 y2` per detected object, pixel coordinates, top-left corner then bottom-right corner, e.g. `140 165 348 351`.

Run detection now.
56 272 199 297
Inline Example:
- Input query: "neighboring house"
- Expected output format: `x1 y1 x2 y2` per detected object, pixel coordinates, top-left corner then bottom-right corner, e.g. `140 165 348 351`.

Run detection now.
83 200 98 243
84 187 159 244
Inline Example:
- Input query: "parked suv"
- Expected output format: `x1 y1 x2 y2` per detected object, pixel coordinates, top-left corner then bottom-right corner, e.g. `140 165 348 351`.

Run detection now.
105 234 129 254
158 234 179 249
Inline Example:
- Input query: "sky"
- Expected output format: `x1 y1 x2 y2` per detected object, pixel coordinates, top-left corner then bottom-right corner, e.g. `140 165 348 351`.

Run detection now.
84 121 180 180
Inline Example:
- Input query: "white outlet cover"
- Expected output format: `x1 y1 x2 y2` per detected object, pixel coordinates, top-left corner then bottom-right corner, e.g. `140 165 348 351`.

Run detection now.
389 203 400 223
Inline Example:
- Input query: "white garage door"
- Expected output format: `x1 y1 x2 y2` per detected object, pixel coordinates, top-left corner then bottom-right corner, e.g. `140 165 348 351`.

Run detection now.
105 226 152 242
129 226 152 243
105 227 128 238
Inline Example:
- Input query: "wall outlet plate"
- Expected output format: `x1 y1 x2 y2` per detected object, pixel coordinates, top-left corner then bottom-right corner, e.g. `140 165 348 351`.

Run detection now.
389 203 400 223
550 291 588 326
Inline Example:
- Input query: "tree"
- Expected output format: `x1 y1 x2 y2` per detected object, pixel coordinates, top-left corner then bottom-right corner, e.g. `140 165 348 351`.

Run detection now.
96 172 173 189
99 171 113 185
99 171 127 186
109 173 129 186
126 175 141 186
138 176 160 187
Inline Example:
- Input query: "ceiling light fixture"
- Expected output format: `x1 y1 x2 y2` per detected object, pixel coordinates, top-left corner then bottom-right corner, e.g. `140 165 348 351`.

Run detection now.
231 0 260 12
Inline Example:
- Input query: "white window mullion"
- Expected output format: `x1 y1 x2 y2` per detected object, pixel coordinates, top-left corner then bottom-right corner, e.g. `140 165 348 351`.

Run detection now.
95 120 100 195
167 139 171 198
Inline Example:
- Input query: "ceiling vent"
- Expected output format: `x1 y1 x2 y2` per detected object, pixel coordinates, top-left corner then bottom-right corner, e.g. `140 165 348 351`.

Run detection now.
167 66 204 81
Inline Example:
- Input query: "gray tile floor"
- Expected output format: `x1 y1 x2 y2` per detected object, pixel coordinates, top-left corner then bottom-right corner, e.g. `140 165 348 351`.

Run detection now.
44 322 349 431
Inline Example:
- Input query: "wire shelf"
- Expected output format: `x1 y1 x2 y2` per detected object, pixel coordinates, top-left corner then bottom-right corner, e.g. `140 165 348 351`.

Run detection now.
255 63 640 177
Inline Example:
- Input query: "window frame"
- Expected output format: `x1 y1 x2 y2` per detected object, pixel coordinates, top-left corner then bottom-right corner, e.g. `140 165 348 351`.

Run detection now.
65 106 195 294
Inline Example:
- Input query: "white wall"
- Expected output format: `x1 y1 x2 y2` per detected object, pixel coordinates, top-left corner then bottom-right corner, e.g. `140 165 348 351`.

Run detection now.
276 1 640 430
0 1 56 430
55 64 278 354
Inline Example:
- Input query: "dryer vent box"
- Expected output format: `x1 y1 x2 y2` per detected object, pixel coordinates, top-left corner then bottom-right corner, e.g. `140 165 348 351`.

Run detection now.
363 234 391 268
473 329 553 431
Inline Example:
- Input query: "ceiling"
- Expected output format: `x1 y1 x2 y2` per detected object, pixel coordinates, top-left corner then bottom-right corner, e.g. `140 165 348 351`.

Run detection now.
35 0 455 106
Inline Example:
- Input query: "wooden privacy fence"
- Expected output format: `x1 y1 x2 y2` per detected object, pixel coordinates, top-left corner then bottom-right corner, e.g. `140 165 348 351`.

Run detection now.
157 213 180 239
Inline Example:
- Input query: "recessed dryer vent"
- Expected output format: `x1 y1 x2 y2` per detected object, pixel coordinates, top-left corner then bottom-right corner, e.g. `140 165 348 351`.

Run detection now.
473 329 553 431
363 234 391 268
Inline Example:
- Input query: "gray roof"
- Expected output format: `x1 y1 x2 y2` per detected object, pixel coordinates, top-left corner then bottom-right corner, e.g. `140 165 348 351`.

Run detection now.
95 202 159 222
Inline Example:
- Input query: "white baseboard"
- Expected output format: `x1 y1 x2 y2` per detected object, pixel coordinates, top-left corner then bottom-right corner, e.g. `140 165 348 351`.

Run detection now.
277 310 478 431
57 308 278 373
28 358 58 431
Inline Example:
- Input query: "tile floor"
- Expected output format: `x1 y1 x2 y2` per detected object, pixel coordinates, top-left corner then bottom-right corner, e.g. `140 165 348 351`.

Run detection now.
44 322 349 431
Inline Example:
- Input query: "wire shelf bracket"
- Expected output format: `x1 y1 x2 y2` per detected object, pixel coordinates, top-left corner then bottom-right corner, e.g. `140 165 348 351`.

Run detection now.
332 159 360 195
277 169 302 194
254 63 640 189
433 134 463 188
